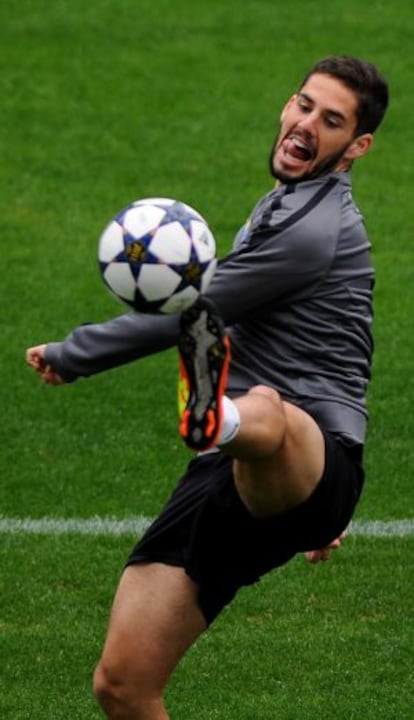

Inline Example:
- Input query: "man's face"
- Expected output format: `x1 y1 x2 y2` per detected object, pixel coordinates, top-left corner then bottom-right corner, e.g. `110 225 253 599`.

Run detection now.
270 73 367 183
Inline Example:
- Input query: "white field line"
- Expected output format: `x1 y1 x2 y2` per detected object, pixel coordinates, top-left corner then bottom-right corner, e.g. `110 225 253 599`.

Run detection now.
0 516 152 536
0 516 413 537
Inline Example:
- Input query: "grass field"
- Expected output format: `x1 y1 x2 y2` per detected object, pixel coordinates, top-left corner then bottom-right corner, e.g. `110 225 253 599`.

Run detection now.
1 0 413 718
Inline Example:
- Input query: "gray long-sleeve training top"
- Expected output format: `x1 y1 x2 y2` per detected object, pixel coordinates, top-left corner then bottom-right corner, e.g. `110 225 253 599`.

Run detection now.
45 171 374 447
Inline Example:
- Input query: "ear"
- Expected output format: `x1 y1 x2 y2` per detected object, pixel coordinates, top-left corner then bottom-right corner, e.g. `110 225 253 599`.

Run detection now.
280 94 297 123
344 133 373 161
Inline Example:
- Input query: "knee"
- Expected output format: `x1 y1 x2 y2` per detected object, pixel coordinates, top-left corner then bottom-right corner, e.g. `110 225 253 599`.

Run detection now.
93 661 122 716
93 660 137 719
93 658 165 720
235 385 287 457
248 384 283 406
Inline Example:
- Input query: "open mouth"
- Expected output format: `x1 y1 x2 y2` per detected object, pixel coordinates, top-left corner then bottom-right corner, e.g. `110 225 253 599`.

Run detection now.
291 138 313 161
287 134 315 162
272 130 318 178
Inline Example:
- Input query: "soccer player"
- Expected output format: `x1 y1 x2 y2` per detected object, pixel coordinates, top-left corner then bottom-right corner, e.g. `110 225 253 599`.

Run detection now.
26 55 389 720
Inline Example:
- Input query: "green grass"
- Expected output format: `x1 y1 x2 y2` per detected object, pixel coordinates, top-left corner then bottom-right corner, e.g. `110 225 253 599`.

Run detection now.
1 0 413 717
1 535 413 719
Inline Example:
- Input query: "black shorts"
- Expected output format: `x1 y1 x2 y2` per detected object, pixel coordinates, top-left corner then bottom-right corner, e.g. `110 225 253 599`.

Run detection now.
127 431 364 624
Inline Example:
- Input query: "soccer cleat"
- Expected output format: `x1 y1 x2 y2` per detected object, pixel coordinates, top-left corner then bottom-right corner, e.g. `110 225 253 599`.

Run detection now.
178 296 231 451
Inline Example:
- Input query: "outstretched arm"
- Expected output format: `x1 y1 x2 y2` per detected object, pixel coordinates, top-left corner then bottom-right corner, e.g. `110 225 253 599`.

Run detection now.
26 311 180 383
25 180 338 385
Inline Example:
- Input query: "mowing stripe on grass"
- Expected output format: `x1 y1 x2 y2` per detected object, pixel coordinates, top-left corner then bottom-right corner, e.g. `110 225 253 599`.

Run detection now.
0 516 413 537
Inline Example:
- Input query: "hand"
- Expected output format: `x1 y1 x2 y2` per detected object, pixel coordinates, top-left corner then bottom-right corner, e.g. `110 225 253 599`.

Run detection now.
26 345 64 385
305 532 346 564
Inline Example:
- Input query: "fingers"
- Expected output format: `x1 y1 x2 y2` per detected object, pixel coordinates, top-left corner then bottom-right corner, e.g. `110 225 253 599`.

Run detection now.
42 367 64 385
305 531 347 564
327 531 346 549
26 345 47 372
305 549 327 564
26 345 64 385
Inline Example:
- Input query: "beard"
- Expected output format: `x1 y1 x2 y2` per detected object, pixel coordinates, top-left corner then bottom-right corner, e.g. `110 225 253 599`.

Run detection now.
269 131 352 184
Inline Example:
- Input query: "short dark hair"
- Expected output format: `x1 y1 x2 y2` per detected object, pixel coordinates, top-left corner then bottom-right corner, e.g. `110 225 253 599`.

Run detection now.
300 55 389 136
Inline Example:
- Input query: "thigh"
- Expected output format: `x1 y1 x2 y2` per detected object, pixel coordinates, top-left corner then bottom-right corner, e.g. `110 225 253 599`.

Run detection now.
98 563 207 693
234 399 325 516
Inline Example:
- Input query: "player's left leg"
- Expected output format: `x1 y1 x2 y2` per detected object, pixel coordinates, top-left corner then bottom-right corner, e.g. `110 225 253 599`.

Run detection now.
93 562 207 719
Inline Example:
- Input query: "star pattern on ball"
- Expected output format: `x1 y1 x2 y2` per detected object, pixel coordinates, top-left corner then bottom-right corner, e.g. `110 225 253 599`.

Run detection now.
157 201 200 237
98 198 216 314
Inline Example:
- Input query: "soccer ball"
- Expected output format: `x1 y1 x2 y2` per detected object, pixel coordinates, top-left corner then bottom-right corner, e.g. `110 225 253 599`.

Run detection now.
98 197 217 314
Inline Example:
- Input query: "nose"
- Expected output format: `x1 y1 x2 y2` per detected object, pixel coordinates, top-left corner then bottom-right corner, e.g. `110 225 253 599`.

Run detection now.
297 111 318 134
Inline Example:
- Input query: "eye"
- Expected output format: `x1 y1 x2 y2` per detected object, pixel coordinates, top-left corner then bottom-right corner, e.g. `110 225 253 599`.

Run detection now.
297 97 312 113
325 114 343 129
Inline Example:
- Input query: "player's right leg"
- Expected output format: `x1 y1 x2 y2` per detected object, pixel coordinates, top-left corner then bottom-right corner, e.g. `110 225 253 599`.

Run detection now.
178 298 325 518
93 562 207 720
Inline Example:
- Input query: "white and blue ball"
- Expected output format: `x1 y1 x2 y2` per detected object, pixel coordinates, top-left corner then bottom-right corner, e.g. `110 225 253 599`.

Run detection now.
98 198 217 314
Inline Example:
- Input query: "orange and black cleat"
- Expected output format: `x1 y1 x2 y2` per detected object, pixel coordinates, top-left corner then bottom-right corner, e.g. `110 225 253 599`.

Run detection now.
178 296 231 452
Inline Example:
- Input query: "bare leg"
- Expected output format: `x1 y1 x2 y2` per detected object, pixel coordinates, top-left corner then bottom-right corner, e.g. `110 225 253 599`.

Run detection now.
93 563 207 719
225 385 325 517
